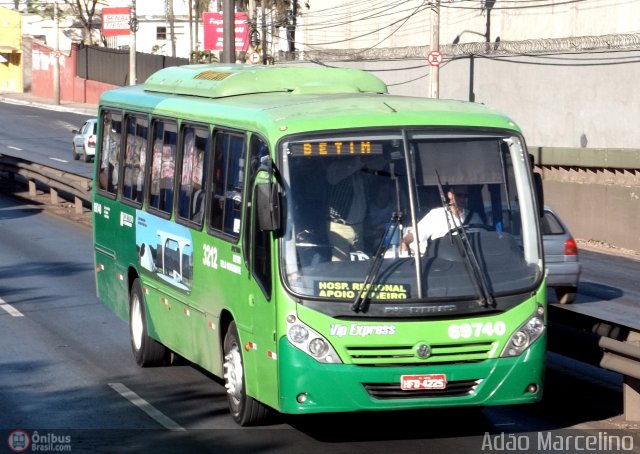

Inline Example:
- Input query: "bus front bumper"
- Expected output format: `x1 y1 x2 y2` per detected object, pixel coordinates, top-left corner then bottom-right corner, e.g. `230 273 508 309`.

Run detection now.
277 334 546 414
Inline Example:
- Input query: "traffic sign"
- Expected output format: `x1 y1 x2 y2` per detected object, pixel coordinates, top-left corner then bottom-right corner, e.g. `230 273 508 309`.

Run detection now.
249 52 261 64
427 50 443 67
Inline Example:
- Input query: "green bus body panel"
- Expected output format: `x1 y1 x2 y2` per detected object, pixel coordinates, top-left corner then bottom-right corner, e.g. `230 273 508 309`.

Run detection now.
92 199 280 407
94 64 540 417
276 292 546 414
277 336 545 413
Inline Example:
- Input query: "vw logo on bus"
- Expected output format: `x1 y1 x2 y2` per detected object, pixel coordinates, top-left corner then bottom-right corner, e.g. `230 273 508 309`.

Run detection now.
415 343 432 359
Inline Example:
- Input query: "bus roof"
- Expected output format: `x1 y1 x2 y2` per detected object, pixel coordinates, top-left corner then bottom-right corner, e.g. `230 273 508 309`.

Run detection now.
99 64 521 140
143 64 388 98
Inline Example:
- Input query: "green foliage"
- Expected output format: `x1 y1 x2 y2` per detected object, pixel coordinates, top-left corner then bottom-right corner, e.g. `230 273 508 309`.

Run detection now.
191 50 219 64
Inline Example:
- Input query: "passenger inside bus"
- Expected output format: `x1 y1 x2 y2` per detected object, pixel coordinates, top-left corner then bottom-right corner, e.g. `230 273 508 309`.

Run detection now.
326 157 367 261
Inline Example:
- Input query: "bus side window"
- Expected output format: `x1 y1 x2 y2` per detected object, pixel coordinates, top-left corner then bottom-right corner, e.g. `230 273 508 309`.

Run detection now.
148 119 177 215
122 114 148 204
178 125 208 225
209 131 245 239
98 110 122 194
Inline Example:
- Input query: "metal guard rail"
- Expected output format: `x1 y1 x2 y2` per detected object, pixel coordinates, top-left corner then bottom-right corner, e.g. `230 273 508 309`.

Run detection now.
599 336 640 381
0 154 91 214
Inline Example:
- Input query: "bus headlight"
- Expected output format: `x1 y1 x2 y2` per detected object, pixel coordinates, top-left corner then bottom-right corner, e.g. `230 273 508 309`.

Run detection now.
501 305 545 357
286 312 342 364
288 325 309 344
309 338 329 358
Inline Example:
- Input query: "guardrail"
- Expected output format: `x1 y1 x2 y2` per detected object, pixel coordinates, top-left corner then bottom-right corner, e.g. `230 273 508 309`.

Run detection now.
0 154 92 214
530 146 640 170
599 335 640 422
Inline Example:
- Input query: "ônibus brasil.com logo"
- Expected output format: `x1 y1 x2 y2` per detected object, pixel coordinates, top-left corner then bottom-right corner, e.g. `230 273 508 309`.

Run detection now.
7 430 71 452
7 430 30 453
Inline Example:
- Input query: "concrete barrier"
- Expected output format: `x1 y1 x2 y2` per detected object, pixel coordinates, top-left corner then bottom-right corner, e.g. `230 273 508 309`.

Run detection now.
531 146 640 253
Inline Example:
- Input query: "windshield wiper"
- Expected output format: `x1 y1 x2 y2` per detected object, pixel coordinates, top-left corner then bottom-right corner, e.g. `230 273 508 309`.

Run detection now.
351 212 402 313
434 171 495 307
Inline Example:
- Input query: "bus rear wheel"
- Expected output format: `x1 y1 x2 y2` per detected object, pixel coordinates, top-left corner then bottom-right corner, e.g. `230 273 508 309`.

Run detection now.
130 279 167 366
223 321 271 426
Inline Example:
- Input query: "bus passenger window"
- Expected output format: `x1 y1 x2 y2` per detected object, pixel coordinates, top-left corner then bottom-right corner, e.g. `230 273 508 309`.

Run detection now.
178 125 208 225
99 110 122 194
149 120 177 214
122 115 148 204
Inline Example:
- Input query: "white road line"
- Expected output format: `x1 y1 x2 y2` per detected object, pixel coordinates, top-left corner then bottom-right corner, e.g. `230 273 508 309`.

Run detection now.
7 146 22 151
108 383 186 431
0 298 24 317
49 157 68 163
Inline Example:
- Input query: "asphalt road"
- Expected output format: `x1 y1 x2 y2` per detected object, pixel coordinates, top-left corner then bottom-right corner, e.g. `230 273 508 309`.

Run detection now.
0 99 94 177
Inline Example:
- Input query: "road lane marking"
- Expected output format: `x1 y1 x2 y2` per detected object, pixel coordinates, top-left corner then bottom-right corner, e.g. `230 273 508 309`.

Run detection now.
50 157 68 163
0 298 24 317
108 382 186 431
7 146 22 151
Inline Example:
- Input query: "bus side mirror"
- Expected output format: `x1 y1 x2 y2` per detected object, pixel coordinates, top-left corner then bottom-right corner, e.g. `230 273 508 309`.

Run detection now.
529 153 544 218
255 183 281 232
533 172 544 218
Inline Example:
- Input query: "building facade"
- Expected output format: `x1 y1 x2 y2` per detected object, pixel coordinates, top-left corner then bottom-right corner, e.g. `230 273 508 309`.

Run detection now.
0 6 23 92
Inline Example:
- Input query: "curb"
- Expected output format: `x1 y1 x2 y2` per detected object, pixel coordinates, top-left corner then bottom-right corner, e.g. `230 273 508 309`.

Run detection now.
0 95 97 116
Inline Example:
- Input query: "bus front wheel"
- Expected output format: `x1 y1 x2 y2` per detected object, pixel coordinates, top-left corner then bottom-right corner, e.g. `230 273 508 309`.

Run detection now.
223 321 271 426
129 279 167 366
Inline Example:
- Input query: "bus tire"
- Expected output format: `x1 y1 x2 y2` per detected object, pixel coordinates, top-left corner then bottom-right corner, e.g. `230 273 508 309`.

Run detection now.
129 279 167 367
223 321 271 426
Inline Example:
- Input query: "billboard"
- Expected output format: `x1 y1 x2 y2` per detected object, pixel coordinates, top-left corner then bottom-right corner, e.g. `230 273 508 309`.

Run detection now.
203 12 249 52
102 7 131 37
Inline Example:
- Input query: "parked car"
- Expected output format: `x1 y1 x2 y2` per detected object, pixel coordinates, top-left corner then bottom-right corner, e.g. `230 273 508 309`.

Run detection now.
542 205 581 304
72 118 97 162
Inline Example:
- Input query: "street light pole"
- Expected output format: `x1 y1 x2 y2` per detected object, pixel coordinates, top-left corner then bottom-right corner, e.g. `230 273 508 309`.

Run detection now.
53 1 60 105
428 0 440 99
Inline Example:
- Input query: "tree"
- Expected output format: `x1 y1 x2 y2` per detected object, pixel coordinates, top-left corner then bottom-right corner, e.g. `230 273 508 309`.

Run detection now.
194 0 214 52
61 0 101 46
24 0 101 46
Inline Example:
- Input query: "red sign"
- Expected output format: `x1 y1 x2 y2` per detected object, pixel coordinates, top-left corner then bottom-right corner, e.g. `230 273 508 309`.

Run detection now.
102 7 131 37
427 50 443 67
203 12 249 52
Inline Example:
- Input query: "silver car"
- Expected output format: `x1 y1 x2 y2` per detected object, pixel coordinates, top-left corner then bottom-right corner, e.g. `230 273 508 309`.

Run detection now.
72 118 97 162
542 206 581 304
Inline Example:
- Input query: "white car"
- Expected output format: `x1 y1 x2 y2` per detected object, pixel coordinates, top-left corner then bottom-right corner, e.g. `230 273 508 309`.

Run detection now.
72 118 97 162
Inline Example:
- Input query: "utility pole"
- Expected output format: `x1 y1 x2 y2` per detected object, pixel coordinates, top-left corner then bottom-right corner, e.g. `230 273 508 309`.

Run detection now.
53 1 60 105
222 0 235 63
129 0 137 85
428 0 440 99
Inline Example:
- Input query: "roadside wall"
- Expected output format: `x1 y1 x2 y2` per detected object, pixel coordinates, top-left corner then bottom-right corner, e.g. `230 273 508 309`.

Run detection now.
30 42 117 105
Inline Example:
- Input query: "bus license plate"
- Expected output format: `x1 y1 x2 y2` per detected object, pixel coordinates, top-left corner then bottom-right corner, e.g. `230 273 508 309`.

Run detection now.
401 374 447 390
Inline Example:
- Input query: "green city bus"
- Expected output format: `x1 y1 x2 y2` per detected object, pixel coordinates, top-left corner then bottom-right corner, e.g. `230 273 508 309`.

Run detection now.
93 64 546 425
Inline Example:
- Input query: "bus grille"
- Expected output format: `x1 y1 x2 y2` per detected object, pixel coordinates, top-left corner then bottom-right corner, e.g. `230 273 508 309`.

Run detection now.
363 379 482 399
345 341 495 366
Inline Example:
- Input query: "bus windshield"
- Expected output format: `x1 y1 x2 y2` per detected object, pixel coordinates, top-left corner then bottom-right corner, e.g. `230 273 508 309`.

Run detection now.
280 129 543 307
